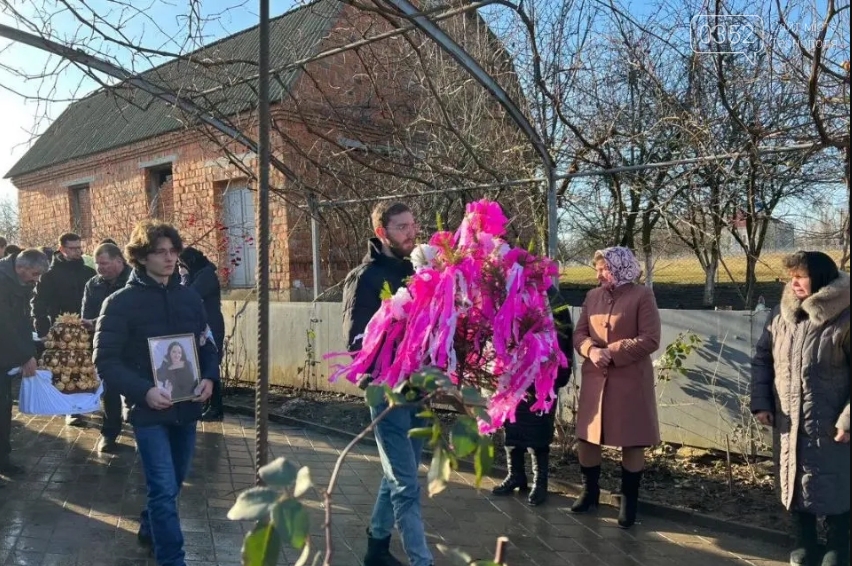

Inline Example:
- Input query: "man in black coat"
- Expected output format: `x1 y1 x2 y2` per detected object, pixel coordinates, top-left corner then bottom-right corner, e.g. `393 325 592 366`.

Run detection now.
32 232 96 426
0 249 49 477
32 233 96 337
178 247 225 422
81 242 132 453
342 202 433 566
94 220 218 566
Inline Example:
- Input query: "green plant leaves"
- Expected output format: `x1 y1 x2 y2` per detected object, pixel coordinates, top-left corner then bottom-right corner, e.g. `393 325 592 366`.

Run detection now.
474 438 495 489
409 427 434 440
365 385 386 408
451 416 479 458
272 499 311 550
258 457 299 488
461 386 485 406
227 487 279 521
241 522 282 566
293 467 313 498
427 447 453 497
380 281 393 300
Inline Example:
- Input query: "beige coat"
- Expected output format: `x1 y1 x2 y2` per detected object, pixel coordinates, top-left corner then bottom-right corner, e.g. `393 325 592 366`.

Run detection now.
573 283 662 447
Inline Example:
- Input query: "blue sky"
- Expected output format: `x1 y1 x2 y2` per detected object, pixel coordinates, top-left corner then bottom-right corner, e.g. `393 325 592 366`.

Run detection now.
0 0 299 202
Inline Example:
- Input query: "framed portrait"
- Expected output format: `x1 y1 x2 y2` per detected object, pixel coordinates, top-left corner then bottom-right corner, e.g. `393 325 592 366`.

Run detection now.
147 333 201 403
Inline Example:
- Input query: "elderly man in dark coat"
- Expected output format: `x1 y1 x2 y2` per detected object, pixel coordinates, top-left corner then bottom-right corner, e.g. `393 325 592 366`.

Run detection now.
0 249 49 477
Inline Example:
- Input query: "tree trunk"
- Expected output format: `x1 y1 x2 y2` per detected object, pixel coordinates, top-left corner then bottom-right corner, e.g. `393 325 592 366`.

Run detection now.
704 260 718 307
644 246 654 288
744 254 757 310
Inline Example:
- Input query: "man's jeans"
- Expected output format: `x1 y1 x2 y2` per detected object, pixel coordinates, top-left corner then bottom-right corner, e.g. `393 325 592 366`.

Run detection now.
369 401 433 566
135 422 197 566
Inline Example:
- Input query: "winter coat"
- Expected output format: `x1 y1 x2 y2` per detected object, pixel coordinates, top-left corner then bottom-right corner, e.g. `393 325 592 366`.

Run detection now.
0 256 37 371
81 264 132 321
183 261 225 362
751 273 851 515
31 252 96 336
573 282 661 447
504 288 575 449
93 268 220 427
342 238 414 353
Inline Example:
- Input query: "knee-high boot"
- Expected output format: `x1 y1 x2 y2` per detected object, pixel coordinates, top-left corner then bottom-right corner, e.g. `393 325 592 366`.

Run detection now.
528 449 550 506
492 446 529 496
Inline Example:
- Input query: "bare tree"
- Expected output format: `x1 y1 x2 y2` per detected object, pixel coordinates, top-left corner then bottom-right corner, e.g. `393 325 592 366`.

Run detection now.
0 195 19 244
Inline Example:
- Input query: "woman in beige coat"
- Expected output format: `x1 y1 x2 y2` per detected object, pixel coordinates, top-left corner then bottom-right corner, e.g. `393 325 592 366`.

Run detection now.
571 247 661 528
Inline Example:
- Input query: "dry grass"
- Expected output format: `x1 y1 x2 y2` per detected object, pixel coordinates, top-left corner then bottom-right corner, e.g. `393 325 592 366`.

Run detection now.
561 250 847 285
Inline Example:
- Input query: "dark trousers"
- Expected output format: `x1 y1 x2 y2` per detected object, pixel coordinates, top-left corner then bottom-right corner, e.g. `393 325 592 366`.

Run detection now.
100 382 124 440
0 372 13 463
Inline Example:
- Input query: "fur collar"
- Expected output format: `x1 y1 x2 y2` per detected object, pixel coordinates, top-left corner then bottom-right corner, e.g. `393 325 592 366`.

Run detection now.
781 271 850 326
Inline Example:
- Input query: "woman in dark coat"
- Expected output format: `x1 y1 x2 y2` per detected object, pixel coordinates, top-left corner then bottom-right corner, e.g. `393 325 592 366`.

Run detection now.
179 247 226 421
751 251 850 566
492 288 573 506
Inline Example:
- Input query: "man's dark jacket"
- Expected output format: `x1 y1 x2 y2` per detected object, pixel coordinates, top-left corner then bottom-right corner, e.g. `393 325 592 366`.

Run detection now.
93 268 220 427
0 256 36 371
180 250 225 360
81 264 132 321
342 238 414 352
31 252 96 336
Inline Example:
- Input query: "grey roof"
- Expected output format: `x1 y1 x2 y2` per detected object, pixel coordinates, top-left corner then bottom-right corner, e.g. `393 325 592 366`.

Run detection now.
6 0 343 179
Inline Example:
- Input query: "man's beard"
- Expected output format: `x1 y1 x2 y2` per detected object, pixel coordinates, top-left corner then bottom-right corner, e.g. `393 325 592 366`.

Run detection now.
387 240 413 259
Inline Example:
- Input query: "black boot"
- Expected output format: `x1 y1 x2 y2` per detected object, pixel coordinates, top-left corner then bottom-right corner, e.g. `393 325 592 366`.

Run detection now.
618 467 642 529
571 465 601 514
788 512 818 566
822 512 850 566
201 380 224 422
492 447 529 496
363 530 404 566
528 449 549 506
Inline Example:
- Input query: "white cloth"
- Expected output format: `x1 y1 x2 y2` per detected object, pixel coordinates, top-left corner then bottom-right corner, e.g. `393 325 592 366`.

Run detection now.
10 368 104 416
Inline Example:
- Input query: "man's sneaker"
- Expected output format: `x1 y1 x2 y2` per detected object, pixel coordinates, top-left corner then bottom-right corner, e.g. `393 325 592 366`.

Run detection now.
0 460 25 477
137 530 153 555
97 435 119 454
65 414 85 427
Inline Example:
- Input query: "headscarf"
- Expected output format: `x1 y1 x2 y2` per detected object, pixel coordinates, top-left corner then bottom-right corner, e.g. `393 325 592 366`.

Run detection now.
597 246 641 287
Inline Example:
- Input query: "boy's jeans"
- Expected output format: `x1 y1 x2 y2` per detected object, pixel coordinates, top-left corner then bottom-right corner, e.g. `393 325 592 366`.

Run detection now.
135 422 197 566
369 401 433 566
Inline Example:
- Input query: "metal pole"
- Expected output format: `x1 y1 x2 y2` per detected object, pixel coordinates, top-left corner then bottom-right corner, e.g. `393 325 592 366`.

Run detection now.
546 166 558 261
309 196 322 300
255 0 271 484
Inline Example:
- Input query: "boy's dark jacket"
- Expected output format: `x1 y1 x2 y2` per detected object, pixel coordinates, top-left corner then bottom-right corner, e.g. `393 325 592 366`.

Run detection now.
93 268 220 426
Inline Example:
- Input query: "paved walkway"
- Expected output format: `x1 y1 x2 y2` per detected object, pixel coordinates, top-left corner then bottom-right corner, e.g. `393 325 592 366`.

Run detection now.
1 409 789 566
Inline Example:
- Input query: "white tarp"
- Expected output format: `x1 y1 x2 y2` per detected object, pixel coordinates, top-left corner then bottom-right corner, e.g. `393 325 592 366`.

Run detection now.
10 368 103 416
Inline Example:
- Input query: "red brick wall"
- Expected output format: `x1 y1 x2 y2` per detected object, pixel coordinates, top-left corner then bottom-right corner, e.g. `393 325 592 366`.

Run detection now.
12 5 523 298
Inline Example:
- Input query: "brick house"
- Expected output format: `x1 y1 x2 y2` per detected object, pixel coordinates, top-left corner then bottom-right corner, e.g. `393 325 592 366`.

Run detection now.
6 0 531 299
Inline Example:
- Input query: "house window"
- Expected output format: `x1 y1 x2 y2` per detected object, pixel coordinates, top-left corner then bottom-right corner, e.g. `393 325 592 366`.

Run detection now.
145 164 174 220
68 184 92 239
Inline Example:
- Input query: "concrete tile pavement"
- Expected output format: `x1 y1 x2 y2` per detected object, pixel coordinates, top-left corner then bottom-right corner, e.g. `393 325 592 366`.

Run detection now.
0 410 789 566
